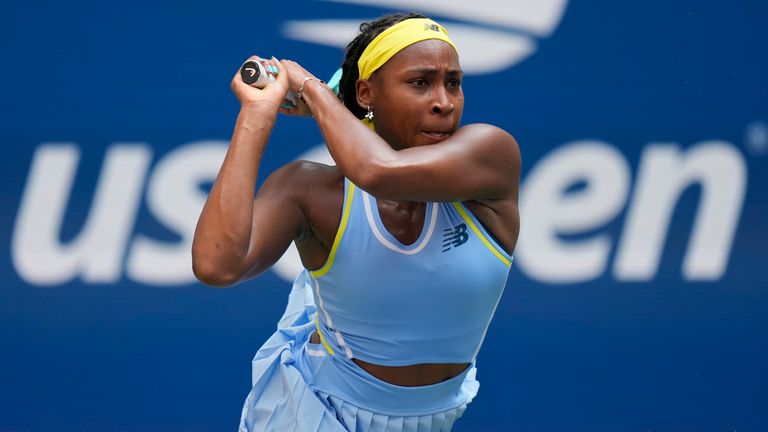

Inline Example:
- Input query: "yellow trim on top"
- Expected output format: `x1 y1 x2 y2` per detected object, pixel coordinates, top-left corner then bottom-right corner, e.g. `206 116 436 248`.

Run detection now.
310 182 356 278
315 317 335 356
451 202 512 267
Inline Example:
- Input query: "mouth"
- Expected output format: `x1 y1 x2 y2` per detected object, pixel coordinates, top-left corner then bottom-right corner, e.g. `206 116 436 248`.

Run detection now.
420 130 451 141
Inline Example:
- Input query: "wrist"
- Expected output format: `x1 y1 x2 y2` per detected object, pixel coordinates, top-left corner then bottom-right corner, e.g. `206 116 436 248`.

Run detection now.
236 104 278 131
297 77 328 104
239 101 280 118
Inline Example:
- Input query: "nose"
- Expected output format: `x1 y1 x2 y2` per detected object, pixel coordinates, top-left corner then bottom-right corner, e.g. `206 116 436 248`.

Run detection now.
431 87 454 115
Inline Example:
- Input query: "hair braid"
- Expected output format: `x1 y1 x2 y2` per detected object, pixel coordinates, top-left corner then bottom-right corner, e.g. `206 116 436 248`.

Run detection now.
338 12 427 119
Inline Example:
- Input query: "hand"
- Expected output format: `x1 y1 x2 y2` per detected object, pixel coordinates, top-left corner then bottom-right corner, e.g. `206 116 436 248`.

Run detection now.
279 59 316 94
277 59 325 117
278 97 313 117
230 56 289 110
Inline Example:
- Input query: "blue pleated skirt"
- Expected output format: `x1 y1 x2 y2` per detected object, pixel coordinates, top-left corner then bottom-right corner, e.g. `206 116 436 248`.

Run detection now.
238 271 479 432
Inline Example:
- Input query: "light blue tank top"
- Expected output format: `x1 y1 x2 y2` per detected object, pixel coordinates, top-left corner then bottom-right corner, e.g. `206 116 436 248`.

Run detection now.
309 178 512 366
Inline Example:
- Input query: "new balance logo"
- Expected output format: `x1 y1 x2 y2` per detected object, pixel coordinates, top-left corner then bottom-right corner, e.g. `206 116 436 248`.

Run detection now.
424 23 441 32
442 223 469 252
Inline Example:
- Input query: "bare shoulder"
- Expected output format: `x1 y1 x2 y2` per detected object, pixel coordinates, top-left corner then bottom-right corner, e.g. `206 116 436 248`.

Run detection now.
456 125 521 250
459 123 516 138
262 160 343 195
269 160 345 259
453 123 521 199
276 158 344 212
456 123 520 160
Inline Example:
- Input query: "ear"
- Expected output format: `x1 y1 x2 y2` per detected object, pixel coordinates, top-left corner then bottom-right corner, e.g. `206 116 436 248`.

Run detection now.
355 78 374 110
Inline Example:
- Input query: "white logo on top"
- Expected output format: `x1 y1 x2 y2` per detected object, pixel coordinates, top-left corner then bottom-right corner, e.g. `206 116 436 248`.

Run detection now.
282 0 570 74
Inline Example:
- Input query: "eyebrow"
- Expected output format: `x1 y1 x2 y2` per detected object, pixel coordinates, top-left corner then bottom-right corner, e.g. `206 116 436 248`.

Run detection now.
404 67 463 76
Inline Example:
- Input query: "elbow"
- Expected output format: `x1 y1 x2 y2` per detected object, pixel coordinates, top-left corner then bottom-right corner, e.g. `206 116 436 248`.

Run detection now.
192 255 241 288
355 167 382 195
353 159 395 197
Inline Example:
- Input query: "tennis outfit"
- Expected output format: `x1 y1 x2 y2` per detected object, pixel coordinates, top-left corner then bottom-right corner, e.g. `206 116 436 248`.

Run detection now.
239 179 512 431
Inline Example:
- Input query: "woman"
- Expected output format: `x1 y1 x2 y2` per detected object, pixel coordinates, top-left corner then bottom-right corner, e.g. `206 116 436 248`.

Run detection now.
193 12 520 432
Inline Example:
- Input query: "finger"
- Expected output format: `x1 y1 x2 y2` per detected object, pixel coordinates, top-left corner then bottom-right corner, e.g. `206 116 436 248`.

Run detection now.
231 68 246 92
272 57 288 84
232 67 250 89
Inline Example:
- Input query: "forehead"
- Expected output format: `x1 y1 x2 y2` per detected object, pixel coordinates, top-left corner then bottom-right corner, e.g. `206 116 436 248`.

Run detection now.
379 39 461 73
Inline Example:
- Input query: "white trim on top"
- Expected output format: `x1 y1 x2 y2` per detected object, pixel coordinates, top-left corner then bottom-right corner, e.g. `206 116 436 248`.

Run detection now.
311 277 355 358
311 277 335 329
335 331 354 358
305 347 328 357
362 192 437 255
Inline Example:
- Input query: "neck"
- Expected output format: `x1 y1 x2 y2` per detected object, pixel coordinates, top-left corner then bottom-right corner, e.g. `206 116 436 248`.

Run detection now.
378 197 423 209
374 125 409 151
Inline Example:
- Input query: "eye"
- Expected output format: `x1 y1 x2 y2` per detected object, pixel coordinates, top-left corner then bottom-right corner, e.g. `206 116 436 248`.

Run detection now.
410 78 427 87
447 78 462 88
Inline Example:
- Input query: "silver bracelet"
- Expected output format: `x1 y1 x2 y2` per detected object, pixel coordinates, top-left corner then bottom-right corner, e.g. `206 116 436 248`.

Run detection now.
297 76 325 103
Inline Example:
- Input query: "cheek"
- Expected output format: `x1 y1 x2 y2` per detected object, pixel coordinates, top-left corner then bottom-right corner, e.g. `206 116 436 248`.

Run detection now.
401 101 424 120
454 95 465 115
379 98 420 123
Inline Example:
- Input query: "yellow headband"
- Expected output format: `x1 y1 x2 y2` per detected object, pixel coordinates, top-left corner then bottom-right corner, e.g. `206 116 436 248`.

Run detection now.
357 18 458 80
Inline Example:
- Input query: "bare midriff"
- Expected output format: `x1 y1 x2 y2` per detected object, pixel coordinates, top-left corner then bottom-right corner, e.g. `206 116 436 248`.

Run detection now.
310 331 469 387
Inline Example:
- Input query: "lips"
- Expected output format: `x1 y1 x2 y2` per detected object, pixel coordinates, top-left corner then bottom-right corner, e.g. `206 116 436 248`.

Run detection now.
423 130 448 137
421 130 451 141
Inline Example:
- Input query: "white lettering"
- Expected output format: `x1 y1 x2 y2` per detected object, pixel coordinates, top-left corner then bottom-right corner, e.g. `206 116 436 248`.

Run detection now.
613 141 747 280
515 141 630 283
127 141 227 285
11 138 748 287
12 144 151 285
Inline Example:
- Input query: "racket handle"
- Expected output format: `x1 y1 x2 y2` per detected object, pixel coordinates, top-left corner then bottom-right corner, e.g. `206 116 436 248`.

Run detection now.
239 59 298 108
240 60 274 88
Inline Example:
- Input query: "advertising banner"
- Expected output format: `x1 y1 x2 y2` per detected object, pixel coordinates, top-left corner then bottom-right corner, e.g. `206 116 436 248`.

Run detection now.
2 1 766 430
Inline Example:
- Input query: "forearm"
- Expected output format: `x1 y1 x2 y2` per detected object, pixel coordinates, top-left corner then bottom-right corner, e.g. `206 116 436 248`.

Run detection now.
192 105 277 284
300 80 396 188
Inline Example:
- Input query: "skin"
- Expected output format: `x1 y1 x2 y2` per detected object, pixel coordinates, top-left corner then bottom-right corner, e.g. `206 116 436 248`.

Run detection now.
192 40 521 387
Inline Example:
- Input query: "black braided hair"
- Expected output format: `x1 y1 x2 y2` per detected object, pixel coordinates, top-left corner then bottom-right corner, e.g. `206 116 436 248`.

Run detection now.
338 12 427 119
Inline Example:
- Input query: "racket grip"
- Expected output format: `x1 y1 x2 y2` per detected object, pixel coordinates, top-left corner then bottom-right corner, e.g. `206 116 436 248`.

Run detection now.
240 60 274 88
239 59 299 107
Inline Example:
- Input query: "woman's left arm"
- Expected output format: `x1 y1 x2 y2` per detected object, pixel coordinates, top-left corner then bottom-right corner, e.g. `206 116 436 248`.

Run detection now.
359 123 520 202
280 63 520 203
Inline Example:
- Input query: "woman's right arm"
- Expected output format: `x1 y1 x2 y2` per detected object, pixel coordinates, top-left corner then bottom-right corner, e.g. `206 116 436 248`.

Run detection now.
192 58 307 287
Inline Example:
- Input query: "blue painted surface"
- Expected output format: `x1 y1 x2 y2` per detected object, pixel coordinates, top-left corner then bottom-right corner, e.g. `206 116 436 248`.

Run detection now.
1 1 766 430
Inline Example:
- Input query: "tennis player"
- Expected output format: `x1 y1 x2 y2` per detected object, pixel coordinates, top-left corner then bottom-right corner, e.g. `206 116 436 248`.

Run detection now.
192 12 521 431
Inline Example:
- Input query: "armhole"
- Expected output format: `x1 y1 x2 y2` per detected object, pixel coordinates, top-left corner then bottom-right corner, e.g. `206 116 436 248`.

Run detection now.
310 179 356 278
450 201 513 268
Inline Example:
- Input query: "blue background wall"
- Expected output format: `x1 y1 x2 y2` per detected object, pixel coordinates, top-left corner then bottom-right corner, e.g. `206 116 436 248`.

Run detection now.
2 1 767 430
